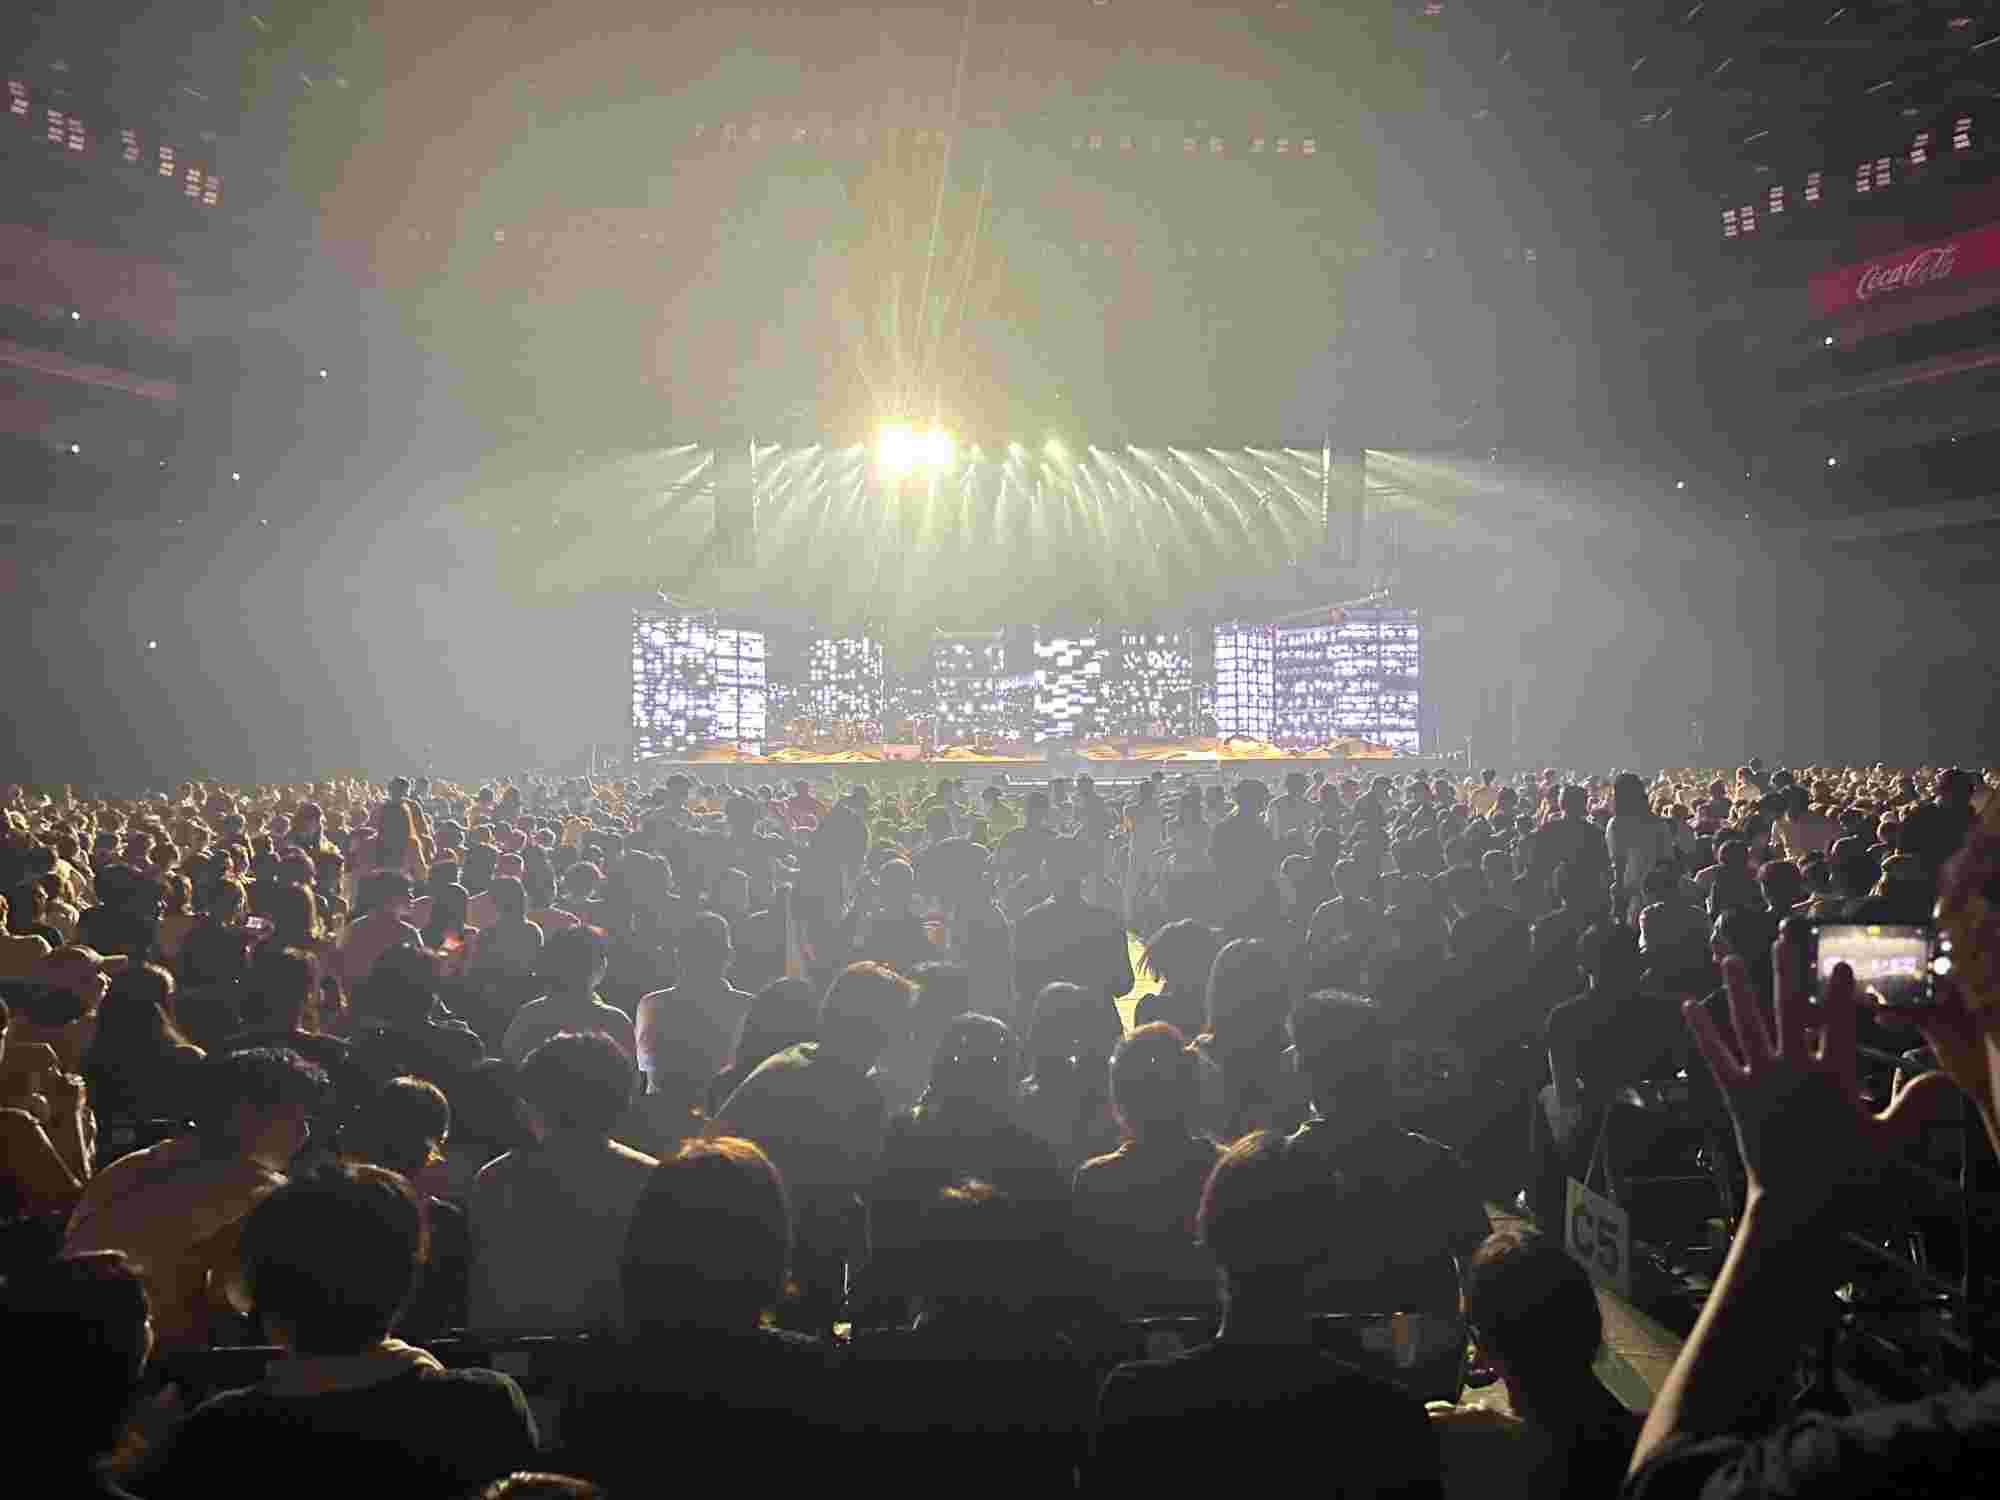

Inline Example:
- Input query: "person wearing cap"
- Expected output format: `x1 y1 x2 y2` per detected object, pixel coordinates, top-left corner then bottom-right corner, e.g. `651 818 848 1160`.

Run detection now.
14 946 126 1073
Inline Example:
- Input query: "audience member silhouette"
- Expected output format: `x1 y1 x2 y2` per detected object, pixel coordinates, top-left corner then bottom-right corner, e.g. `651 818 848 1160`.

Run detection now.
67 1046 325 1350
469 1030 657 1333
143 1162 536 1495
1072 1021 1224 1317
1093 1128 1443 1496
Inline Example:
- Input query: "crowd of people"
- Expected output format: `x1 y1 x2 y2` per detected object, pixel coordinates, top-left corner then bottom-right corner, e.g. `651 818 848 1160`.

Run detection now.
1 756 1997 1497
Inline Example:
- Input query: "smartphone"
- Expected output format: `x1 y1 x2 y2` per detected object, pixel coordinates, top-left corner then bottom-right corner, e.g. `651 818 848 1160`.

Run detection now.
243 915 275 940
1809 921 1950 1009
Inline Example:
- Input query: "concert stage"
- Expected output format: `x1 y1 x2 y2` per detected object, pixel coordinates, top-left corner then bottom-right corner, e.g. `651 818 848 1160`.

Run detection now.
629 744 1460 782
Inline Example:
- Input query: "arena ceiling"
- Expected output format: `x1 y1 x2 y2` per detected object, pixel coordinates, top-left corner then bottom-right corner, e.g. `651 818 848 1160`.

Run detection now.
8 2 2000 555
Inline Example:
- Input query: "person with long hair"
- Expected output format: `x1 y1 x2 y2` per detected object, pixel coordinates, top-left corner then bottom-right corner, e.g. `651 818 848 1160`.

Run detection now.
365 799 430 886
262 880 325 955
81 964 206 1123
1072 1022 1224 1317
1015 981 1123 1171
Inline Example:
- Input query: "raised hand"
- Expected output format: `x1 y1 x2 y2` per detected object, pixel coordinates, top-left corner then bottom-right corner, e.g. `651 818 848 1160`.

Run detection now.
1680 941 1961 1215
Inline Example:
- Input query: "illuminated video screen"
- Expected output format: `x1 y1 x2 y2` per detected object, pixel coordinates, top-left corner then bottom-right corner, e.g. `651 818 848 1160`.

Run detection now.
1273 607 1421 752
632 609 766 755
1214 624 1276 739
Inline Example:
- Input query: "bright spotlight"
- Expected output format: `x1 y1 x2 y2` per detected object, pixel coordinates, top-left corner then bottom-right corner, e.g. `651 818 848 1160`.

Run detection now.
920 428 956 469
877 424 956 475
1044 438 1067 461
877 423 918 475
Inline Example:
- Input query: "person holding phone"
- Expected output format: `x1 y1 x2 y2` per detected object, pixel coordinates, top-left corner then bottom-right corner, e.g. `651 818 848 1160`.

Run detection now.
1625 797 2000 1497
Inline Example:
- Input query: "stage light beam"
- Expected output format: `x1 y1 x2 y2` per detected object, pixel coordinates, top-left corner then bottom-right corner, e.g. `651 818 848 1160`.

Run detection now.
920 428 956 470
877 424 918 476
877 424 956 475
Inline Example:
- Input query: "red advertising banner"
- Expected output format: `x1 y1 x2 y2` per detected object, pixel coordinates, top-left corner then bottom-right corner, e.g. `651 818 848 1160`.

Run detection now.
1810 221 2000 319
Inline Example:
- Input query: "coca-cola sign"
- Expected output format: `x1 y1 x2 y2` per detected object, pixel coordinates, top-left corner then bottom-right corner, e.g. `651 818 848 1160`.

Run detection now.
1811 222 2000 318
1855 244 1959 301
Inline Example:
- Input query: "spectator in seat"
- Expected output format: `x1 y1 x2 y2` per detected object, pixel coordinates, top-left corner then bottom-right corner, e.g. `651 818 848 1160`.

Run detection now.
703 975 817 1118
1072 1021 1224 1318
66 1047 325 1350
81 963 207 1125
171 915 249 1053
560 1137 832 1492
470 1030 657 1334
849 857 933 978
1288 989 1489 1317
143 1162 536 1497
225 945 363 1100
0 1249 155 1499
856 1012 1071 1329
873 959 972 1115
340 1076 468 1339
1443 862 1534 1051
502 926 634 1066
1210 779 1279 935
347 945 485 1088
1773 784 1837 861
1530 859 1599 980
470 875 543 977
76 867 161 965
1016 980 1125 1170
845 1177 1097 1491
1697 840 1762 919
1134 919 1221 1037
1195 938 1308 1143
335 872 423 991
1093 1128 1443 1496
0 889 54 981
1758 858 1808 918
1528 785 1608 913
716 961 911 1338
634 911 752 1101
1454 1229 1640 1495
1013 862 1134 1018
